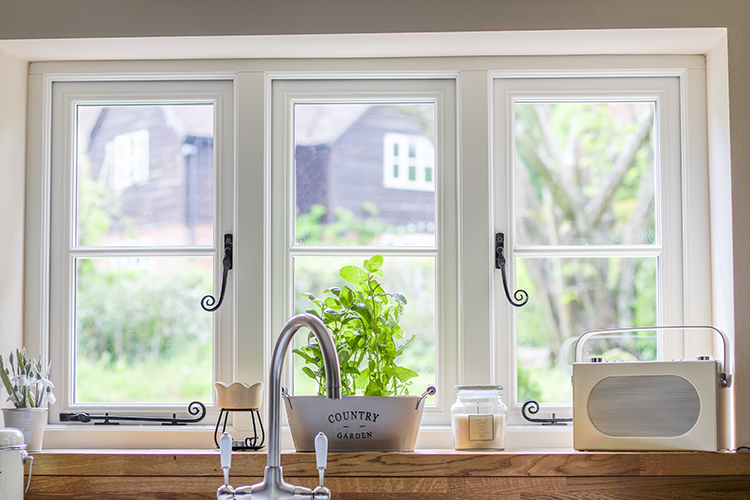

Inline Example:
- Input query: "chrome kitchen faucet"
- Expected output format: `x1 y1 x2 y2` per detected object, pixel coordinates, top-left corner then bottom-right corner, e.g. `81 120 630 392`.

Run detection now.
218 313 342 500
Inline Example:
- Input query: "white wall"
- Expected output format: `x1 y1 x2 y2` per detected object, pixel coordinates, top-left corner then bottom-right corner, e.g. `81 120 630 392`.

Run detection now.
0 47 27 408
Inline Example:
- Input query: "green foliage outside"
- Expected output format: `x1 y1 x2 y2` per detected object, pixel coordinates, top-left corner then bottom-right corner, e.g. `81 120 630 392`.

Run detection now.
75 261 214 403
294 255 419 397
296 203 389 246
76 347 212 403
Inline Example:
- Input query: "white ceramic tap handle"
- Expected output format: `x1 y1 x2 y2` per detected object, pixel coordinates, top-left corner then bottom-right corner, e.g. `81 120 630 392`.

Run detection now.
220 431 232 485
314 432 328 487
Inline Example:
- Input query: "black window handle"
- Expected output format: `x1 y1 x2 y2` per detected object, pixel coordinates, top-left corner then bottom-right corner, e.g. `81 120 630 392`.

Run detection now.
495 232 529 307
202 233 233 312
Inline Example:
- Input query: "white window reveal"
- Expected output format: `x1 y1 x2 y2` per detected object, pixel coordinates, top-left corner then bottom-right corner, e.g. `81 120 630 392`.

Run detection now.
382 132 435 191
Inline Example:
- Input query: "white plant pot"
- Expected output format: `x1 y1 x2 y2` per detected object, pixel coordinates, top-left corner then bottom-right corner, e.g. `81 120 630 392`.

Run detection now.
2 408 47 452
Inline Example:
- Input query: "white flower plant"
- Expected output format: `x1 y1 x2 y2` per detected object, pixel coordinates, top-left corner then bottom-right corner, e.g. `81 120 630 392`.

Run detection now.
0 348 56 408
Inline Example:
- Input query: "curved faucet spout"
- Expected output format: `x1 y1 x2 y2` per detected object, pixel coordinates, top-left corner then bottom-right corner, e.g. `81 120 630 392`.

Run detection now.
267 314 341 469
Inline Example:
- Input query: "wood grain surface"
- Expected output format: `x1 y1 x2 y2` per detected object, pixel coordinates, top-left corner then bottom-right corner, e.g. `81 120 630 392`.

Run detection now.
22 450 750 499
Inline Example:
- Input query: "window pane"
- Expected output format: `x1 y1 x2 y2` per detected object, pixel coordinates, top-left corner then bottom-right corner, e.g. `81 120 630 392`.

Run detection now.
75 257 213 403
292 256 435 396
76 104 214 247
294 104 436 247
514 102 656 246
516 257 657 404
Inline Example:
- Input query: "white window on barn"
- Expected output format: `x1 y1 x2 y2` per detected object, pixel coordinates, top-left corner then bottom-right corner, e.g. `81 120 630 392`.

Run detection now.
108 129 150 191
382 132 435 192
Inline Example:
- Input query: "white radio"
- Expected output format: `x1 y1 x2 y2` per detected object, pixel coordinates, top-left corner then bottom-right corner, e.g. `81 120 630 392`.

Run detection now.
572 326 732 452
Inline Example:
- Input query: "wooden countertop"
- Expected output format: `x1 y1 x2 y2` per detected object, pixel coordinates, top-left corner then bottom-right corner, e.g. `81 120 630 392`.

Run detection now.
28 448 750 478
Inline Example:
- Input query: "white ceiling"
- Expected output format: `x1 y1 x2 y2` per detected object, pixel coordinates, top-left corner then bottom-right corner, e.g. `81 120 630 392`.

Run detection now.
0 28 726 62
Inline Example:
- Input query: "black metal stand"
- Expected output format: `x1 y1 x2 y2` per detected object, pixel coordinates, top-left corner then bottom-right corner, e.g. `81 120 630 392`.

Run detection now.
213 408 265 451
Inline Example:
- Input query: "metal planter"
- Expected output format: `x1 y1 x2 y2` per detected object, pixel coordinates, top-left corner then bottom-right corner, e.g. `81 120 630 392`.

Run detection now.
284 387 434 452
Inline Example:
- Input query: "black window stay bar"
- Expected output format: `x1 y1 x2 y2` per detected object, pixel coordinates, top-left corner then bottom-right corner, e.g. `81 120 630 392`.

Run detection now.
59 401 206 425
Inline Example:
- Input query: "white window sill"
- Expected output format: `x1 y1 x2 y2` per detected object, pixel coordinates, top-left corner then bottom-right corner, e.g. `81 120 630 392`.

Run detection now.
41 424 572 450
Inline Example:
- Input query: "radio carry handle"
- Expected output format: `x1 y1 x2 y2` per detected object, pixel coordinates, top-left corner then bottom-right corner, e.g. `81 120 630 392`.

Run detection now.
573 325 732 388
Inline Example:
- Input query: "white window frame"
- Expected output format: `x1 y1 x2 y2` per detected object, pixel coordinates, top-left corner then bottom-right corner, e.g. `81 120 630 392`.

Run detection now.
41 78 236 429
492 72 711 432
268 77 458 427
22 55 714 450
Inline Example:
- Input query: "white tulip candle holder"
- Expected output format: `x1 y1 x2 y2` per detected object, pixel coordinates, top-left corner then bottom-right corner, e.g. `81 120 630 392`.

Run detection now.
213 382 265 451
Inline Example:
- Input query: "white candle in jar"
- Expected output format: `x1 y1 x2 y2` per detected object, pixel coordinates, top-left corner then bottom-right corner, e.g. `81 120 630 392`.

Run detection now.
450 385 507 450
452 413 506 450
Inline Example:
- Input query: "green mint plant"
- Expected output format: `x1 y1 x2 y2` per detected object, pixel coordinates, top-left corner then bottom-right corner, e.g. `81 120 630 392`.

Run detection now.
294 255 418 397
0 348 56 408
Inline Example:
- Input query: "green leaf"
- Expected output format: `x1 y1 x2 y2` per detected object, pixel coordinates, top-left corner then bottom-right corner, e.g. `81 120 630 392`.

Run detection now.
365 380 382 396
302 366 317 380
351 303 372 325
323 308 343 321
387 366 419 383
340 265 368 285
338 286 354 307
363 254 384 273
292 348 315 364
301 292 324 309
354 368 370 390
324 297 342 309
391 293 407 305
337 347 352 364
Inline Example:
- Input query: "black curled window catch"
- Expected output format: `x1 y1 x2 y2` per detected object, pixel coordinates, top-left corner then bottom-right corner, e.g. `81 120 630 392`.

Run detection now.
201 233 233 312
495 232 529 307
521 400 572 426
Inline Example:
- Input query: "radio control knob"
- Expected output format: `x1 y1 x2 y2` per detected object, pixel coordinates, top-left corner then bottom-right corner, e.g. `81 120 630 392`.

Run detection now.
697 355 712 361
589 356 605 363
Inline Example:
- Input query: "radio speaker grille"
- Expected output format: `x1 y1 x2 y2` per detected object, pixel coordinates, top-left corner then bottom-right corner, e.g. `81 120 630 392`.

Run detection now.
587 375 700 437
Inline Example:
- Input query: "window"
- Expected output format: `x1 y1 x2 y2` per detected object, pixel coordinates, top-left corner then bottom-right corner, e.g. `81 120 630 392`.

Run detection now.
270 78 457 423
493 75 710 427
48 80 234 418
26 56 713 449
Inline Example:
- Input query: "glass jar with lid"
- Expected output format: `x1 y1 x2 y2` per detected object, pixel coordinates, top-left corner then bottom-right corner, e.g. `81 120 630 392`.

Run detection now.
450 385 507 450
